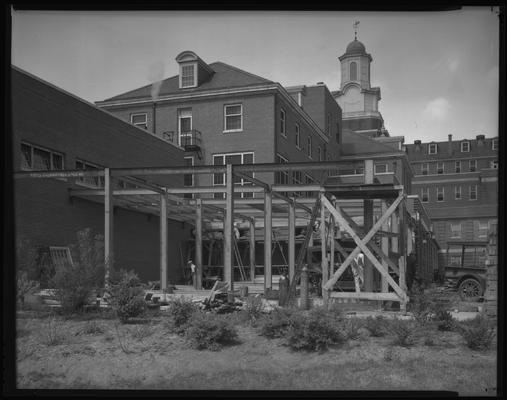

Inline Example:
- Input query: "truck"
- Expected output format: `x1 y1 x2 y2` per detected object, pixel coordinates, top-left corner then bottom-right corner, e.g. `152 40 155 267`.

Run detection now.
444 241 488 302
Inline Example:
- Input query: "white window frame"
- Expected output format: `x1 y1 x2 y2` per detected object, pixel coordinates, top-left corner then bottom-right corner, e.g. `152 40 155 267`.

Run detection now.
490 160 498 169
178 108 193 147
307 136 312 159
455 185 461 200
179 63 197 88
421 163 429 175
450 223 462 238
492 138 498 150
461 141 470 152
20 142 64 171
428 143 438 154
75 159 104 188
455 161 461 173
223 104 243 133
212 152 254 198
477 221 488 238
437 187 444 202
469 184 477 201
295 124 301 149
374 163 389 175
421 188 429 203
280 108 286 137
437 162 444 174
130 113 148 130
469 159 476 172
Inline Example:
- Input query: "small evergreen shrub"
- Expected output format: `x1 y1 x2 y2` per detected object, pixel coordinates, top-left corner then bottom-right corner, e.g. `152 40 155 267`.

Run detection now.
408 282 433 325
436 310 456 332
184 312 238 351
285 307 343 352
108 270 146 323
386 318 418 347
259 307 299 338
341 317 363 340
81 320 104 335
457 315 496 350
165 298 200 334
243 295 264 324
365 315 386 337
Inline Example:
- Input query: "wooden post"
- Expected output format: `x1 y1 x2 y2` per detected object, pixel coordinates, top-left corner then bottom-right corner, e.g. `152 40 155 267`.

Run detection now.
330 214 335 285
381 200 389 293
249 220 256 282
300 266 309 310
224 164 234 291
363 159 374 292
320 192 329 307
398 202 407 312
104 168 113 287
160 191 168 291
195 198 203 290
288 200 296 282
264 190 272 291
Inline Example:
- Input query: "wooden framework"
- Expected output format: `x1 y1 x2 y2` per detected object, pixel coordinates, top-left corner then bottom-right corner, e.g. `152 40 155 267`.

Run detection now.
15 155 416 307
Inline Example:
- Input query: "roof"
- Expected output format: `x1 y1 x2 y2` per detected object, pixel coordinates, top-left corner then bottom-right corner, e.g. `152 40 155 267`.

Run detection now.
102 62 274 102
340 129 402 156
346 39 366 55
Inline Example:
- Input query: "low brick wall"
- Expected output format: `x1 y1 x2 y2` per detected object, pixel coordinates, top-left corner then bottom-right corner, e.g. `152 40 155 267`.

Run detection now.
484 227 497 318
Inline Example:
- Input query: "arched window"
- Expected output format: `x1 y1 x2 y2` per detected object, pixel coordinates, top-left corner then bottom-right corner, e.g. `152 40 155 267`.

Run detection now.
350 62 357 81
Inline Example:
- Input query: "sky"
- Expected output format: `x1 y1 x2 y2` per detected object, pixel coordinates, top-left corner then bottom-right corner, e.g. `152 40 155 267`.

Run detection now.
11 7 500 144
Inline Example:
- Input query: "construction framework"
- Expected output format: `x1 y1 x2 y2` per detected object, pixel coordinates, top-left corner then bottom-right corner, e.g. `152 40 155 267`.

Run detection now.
14 153 421 309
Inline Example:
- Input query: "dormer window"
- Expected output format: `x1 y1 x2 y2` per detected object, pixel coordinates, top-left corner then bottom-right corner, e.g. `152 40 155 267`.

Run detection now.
428 143 438 154
461 141 470 152
492 138 498 150
180 64 197 88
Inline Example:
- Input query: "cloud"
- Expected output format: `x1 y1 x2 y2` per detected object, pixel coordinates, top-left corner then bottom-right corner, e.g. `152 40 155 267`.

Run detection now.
423 97 451 120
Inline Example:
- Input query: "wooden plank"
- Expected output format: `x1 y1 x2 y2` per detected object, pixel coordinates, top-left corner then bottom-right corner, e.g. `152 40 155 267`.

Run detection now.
104 168 114 286
288 200 295 282
381 200 389 293
224 164 234 290
160 192 168 291
363 199 374 292
264 190 273 290
320 193 329 306
249 221 256 282
330 292 402 301
195 198 203 290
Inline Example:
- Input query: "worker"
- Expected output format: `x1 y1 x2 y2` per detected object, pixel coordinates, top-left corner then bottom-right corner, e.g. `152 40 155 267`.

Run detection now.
233 222 240 240
187 259 197 289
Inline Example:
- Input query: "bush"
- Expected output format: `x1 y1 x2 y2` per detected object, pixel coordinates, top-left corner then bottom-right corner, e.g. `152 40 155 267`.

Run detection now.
184 311 238 351
341 317 363 340
408 282 434 325
243 295 264 324
285 307 343 352
81 320 105 335
50 229 104 314
165 298 200 334
365 315 387 337
15 238 41 308
457 315 496 350
386 318 418 347
436 310 456 332
259 307 299 339
108 270 146 323
41 315 67 346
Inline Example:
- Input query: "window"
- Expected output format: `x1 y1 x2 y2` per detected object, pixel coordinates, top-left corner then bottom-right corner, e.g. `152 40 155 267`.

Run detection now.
490 160 498 169
461 141 470 152
450 255 462 266
469 159 476 172
374 163 388 174
421 188 429 202
295 124 301 149
437 162 444 174
178 108 192 147
307 136 312 158
20 142 64 171
428 143 438 154
280 109 286 137
213 152 254 198
492 138 498 150
455 186 461 200
450 223 461 238
275 154 289 185
130 113 147 130
350 61 357 81
75 160 104 188
183 156 194 199
437 187 444 202
180 64 196 88
318 146 322 161
455 161 461 173
469 185 477 200
224 104 243 132
477 221 488 238
421 163 429 175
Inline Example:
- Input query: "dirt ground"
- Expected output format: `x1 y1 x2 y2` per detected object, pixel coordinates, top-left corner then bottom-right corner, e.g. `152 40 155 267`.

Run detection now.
16 303 497 395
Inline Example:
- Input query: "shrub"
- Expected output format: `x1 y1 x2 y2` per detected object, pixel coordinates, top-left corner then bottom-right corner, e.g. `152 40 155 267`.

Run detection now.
259 307 299 339
408 282 434 325
81 320 105 335
436 310 456 332
131 323 154 341
243 295 264 324
165 298 200 334
383 346 399 361
15 238 41 308
386 317 418 347
50 229 104 314
285 307 343 352
41 315 67 346
457 315 496 350
184 311 238 351
341 317 363 340
108 270 146 323
365 315 386 337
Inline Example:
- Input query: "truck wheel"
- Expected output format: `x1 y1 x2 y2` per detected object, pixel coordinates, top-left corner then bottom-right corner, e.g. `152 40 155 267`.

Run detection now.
458 278 483 302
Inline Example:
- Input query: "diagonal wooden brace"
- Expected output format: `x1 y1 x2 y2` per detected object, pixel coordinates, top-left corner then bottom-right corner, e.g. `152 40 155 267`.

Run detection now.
322 195 407 301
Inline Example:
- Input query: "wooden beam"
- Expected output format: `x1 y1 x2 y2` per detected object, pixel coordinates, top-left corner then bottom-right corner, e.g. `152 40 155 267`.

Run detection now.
224 165 234 290
363 199 374 292
320 192 329 307
160 191 168 291
330 213 335 287
288 200 296 282
381 200 389 293
104 168 114 286
264 190 272 290
330 292 403 301
249 220 256 282
195 198 203 290
234 171 270 190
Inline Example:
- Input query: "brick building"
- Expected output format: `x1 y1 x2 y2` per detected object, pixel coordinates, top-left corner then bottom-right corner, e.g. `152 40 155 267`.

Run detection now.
96 51 343 195
12 66 188 283
405 134 499 251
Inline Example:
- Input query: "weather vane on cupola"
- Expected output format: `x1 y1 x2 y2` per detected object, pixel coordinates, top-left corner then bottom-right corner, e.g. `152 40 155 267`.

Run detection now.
353 20 360 40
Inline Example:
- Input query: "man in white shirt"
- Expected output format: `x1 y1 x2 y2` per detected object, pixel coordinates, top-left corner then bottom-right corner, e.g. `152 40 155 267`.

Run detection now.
187 259 197 289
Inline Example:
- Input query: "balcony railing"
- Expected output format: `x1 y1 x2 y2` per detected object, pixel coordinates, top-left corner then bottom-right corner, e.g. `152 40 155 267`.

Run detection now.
161 129 202 152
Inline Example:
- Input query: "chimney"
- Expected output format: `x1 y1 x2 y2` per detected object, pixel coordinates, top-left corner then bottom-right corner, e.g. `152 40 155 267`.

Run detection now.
414 140 421 152
448 134 453 155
